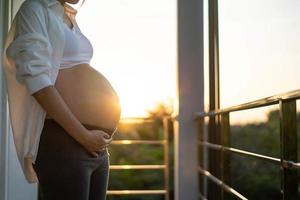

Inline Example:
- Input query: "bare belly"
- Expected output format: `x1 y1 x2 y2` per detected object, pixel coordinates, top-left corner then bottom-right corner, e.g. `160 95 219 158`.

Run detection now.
46 64 121 131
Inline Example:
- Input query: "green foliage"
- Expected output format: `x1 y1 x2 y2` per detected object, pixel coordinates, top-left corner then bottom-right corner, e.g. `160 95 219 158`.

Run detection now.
107 102 173 200
229 109 300 200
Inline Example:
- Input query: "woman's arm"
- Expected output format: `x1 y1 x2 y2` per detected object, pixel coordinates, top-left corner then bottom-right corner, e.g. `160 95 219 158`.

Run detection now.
32 85 88 145
6 1 111 157
32 85 112 157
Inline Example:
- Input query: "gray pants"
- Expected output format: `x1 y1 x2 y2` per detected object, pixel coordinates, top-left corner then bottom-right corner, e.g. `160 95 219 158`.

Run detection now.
32 118 110 200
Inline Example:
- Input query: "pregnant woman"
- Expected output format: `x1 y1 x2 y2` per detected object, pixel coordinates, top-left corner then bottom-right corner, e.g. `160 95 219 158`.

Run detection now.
3 0 121 199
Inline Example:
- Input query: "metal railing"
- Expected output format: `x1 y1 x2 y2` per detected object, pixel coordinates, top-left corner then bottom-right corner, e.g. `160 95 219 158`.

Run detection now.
194 89 300 200
106 116 174 200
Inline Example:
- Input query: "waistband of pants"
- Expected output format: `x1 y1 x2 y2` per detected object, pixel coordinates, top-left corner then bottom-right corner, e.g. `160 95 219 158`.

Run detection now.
44 118 116 136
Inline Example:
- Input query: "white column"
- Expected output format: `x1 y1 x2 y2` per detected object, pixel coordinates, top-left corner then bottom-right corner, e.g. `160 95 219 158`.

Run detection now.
0 0 38 199
174 0 204 199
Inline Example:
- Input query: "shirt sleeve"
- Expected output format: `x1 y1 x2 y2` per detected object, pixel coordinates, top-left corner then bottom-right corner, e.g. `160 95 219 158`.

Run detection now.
6 1 53 95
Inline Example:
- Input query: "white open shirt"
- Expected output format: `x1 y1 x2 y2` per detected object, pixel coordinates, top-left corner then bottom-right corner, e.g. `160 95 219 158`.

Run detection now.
2 0 78 183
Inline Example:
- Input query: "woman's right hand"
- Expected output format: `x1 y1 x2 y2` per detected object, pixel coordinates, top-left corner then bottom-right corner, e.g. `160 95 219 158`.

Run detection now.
81 129 113 157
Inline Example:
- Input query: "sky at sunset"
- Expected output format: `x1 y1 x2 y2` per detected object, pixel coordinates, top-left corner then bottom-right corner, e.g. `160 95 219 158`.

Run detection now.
71 0 300 124
217 0 300 124
73 0 176 119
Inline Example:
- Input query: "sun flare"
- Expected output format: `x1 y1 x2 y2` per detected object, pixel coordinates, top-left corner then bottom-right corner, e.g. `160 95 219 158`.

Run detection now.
76 0 176 119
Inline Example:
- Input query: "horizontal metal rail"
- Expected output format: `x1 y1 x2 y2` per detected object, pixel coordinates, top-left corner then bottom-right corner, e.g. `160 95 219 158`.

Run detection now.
110 165 165 170
200 141 280 163
194 89 300 119
111 140 166 145
106 116 172 199
199 141 300 170
198 167 248 200
196 89 300 199
107 190 167 195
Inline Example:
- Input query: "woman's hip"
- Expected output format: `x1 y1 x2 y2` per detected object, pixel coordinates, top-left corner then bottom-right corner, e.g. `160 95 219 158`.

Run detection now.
35 118 109 161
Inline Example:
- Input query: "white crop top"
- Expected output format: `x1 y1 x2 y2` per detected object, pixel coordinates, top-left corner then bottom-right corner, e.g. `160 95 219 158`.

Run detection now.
60 19 93 69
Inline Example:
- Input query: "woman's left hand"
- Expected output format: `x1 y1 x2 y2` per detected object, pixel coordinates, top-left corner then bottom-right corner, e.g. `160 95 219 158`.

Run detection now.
94 127 118 154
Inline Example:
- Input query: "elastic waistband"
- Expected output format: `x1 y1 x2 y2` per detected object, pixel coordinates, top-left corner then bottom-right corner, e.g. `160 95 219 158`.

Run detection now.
44 118 115 135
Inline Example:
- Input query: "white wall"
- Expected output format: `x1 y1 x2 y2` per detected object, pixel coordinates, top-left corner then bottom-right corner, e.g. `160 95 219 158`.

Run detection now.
0 0 38 199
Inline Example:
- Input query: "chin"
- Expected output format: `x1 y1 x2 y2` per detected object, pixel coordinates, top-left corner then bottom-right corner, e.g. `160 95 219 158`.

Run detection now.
67 0 80 4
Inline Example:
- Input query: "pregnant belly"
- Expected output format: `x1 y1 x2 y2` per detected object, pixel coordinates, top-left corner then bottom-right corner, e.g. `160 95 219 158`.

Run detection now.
51 64 121 131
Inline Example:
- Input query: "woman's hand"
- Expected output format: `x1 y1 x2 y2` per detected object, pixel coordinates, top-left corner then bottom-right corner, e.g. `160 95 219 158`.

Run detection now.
81 129 113 157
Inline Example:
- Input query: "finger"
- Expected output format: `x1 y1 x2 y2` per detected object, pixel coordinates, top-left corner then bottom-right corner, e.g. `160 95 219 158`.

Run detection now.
111 127 117 137
95 149 101 153
104 137 113 144
99 147 106 151
95 147 105 153
101 135 112 142
101 131 110 139
91 152 98 157
108 128 117 139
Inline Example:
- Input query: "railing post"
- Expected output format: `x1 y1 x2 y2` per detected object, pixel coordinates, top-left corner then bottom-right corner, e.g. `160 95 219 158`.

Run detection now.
163 116 174 200
279 99 298 200
208 114 221 199
196 116 205 198
220 112 231 200
208 0 221 197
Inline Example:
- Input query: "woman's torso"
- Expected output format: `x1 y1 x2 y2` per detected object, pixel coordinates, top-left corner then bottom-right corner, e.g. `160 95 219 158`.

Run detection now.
46 63 121 131
46 15 121 131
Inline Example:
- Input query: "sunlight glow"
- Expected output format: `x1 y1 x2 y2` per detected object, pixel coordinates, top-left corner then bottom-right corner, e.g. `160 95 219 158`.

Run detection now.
72 0 300 124
74 0 176 118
